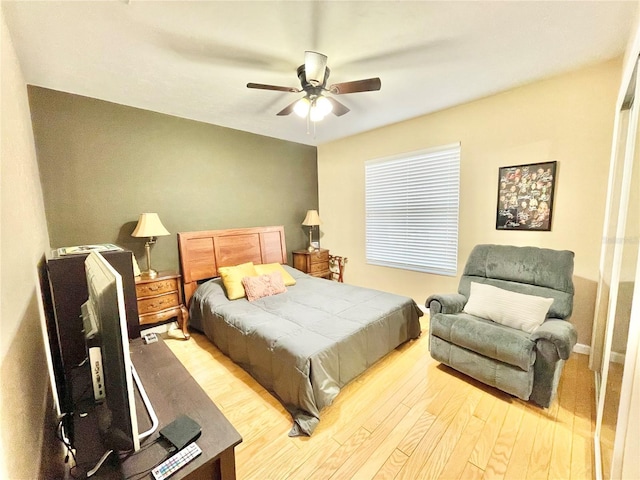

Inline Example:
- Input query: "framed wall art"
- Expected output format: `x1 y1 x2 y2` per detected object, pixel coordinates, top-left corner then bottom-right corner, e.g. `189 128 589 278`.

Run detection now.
496 161 557 231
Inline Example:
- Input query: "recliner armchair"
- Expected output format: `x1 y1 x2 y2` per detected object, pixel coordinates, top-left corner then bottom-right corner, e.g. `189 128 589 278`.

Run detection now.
426 244 577 407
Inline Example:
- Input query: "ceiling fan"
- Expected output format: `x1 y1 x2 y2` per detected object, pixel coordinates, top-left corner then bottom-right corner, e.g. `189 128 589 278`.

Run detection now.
247 51 381 122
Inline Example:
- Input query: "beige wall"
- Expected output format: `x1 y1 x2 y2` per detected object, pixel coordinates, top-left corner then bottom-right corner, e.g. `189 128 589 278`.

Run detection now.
318 58 621 346
0 9 60 479
28 87 318 271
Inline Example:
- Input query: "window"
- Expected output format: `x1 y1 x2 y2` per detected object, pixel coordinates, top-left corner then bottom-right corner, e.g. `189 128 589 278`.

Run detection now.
365 143 460 276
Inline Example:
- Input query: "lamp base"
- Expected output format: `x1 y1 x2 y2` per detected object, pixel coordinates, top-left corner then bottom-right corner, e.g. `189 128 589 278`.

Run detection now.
140 269 159 279
141 240 159 279
307 227 315 252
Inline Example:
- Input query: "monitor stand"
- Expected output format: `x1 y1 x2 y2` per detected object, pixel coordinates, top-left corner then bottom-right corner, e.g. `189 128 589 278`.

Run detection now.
84 364 159 478
131 363 159 441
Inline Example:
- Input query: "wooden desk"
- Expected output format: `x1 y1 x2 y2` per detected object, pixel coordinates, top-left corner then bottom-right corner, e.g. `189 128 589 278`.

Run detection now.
74 339 242 479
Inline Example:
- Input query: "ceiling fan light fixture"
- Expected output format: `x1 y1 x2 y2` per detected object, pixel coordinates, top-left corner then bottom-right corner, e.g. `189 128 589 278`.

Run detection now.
304 51 328 86
294 97 311 118
315 95 333 117
309 104 326 122
247 52 380 125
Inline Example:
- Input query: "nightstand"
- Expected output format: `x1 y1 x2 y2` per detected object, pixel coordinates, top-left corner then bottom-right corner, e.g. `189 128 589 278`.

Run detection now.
135 271 189 339
292 249 331 279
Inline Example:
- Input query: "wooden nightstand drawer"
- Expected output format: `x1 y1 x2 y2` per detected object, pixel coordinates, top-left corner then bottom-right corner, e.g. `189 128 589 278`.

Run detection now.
309 250 329 264
292 249 332 279
137 292 180 315
135 278 179 297
135 271 190 338
309 262 329 274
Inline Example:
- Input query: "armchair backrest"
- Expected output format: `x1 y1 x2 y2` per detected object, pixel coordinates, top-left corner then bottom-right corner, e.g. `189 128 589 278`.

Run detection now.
458 244 575 320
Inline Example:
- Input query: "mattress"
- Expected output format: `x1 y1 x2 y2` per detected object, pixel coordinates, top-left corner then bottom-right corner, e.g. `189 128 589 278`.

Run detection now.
189 265 423 436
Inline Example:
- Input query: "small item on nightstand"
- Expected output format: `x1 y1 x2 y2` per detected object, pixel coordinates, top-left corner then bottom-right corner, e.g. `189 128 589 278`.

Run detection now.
143 332 158 344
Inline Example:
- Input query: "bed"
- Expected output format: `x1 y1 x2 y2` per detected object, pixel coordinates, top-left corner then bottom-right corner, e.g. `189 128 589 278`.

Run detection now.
178 226 423 436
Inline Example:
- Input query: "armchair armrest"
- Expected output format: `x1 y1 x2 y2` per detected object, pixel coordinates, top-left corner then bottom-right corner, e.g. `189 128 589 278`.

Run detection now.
426 293 467 316
531 319 577 360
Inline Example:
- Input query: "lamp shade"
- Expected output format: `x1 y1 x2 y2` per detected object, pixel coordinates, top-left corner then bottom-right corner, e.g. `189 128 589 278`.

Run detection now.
131 213 170 238
302 210 322 226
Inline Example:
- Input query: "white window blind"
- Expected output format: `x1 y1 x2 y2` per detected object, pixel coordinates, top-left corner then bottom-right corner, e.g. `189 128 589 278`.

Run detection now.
365 143 460 276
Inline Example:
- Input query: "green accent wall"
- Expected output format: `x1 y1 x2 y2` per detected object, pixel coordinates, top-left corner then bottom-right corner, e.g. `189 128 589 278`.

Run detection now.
28 86 318 271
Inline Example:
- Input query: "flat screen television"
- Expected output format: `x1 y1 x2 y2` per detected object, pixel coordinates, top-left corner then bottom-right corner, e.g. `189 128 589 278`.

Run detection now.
82 251 158 456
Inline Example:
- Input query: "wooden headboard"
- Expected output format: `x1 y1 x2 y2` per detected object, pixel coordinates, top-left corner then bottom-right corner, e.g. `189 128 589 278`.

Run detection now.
177 225 288 305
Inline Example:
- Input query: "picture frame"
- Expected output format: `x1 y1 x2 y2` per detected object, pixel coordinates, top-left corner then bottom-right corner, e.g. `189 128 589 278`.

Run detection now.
496 161 557 231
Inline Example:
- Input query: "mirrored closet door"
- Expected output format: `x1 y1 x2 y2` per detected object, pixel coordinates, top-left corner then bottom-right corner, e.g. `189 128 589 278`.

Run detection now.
591 57 640 480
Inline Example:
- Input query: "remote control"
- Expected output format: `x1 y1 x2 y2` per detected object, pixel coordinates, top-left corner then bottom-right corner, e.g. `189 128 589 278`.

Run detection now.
151 442 202 480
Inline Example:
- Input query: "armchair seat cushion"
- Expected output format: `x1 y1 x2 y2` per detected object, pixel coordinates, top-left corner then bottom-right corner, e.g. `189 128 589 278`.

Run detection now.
431 312 536 371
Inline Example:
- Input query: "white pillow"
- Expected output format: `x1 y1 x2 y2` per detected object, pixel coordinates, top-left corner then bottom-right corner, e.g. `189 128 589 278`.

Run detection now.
463 282 554 333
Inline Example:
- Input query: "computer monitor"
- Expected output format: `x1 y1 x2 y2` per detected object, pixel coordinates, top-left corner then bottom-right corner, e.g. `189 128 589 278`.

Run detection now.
82 251 157 453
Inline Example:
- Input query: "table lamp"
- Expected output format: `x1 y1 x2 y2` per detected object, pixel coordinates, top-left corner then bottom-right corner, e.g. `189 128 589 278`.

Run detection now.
302 209 322 252
131 213 170 278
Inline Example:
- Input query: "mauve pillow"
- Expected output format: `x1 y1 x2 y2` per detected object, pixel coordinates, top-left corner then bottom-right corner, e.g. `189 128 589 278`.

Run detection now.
241 271 287 302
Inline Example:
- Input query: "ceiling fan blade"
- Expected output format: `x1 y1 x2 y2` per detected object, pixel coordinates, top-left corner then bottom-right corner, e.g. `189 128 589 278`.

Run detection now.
327 97 350 116
329 78 382 94
305 51 328 86
247 83 300 93
276 100 299 116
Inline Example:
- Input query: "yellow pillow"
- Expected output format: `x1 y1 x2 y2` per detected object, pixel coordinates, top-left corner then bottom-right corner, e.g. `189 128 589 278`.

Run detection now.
254 263 296 286
218 262 258 300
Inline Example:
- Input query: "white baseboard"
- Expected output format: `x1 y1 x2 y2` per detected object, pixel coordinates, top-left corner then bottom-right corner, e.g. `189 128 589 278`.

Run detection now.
573 343 591 355
572 343 626 364
140 321 179 336
610 350 626 364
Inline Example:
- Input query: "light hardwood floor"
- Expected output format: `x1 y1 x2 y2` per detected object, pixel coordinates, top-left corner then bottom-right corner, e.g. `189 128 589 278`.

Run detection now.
165 317 595 480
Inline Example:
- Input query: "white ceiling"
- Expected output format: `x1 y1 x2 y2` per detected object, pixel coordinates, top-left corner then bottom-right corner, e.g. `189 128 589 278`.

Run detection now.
3 1 637 147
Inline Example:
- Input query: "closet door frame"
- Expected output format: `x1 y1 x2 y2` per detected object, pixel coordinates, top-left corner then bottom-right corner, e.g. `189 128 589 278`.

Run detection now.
593 53 640 480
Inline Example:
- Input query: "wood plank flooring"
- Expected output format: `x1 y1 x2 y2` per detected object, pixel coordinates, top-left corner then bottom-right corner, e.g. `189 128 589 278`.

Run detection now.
164 318 595 480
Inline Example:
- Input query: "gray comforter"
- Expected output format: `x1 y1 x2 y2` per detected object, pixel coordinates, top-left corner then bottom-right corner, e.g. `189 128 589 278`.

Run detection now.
189 266 423 436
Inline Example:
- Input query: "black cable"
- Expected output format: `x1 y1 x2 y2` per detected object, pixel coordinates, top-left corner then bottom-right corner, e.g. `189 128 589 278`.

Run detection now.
135 437 162 454
70 449 117 479
124 444 175 480
74 383 93 405
58 416 168 480
69 464 86 479
72 357 89 369
118 436 160 462
55 415 77 467
126 465 155 480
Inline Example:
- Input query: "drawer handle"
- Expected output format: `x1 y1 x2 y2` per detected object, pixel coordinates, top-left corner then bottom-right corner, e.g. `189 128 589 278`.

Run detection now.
147 282 171 292
148 298 174 309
